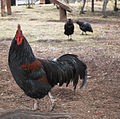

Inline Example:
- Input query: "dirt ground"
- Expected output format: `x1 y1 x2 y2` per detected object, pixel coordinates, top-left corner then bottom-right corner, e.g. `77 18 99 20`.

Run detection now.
0 2 120 119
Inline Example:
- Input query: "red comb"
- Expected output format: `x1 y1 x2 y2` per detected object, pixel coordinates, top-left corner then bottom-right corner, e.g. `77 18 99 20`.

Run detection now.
15 24 23 45
18 24 21 31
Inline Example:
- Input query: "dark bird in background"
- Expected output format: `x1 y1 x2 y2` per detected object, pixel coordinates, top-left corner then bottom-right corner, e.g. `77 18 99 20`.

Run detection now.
8 25 87 111
76 21 93 35
64 19 74 40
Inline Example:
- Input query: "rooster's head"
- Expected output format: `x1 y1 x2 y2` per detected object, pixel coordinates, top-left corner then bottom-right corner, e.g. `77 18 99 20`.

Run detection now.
15 24 23 46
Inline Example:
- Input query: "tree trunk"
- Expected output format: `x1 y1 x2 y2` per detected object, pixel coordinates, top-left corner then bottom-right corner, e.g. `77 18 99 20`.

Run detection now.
102 0 109 17
64 0 69 4
1 0 6 17
91 0 94 12
31 0 34 6
72 0 76 3
114 0 118 11
80 0 86 14
28 0 31 8
7 0 12 15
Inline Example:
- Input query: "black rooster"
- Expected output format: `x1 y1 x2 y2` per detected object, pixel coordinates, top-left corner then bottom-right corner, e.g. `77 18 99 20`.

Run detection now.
76 21 93 35
64 19 74 40
8 25 87 111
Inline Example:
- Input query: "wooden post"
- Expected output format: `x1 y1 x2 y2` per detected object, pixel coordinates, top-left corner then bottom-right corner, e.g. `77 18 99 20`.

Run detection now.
59 7 67 21
1 0 6 17
50 0 72 21
7 0 12 15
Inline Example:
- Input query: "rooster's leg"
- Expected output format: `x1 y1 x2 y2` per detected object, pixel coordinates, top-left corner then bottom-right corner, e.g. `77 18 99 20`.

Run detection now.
32 99 39 111
70 35 72 40
82 32 84 35
68 35 69 40
48 92 56 111
85 32 87 35
74 89 76 96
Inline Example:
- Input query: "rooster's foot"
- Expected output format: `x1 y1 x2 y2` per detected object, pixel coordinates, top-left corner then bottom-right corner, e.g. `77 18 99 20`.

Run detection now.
32 99 39 111
48 92 56 111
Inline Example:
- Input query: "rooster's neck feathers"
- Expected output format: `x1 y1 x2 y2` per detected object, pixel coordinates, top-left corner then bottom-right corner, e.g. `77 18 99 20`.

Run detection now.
9 25 35 65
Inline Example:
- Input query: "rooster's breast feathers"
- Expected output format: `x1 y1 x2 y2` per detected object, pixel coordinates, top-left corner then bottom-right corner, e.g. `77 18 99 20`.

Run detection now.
21 58 48 82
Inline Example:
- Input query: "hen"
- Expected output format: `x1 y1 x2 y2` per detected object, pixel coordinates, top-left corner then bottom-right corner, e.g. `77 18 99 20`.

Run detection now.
64 19 74 40
8 25 87 111
76 21 93 35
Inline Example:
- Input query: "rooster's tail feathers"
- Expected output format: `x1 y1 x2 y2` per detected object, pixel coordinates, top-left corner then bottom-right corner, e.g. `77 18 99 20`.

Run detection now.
57 54 87 89
80 69 87 89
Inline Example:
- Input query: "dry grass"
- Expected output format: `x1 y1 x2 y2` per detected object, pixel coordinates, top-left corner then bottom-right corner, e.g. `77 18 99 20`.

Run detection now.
0 2 119 40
